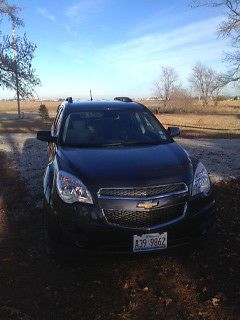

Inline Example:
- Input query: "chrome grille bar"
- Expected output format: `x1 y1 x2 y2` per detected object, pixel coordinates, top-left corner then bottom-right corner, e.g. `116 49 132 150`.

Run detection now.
98 183 188 200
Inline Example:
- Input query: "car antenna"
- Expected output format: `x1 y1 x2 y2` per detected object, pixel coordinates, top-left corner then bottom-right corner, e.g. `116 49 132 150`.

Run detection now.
90 90 93 101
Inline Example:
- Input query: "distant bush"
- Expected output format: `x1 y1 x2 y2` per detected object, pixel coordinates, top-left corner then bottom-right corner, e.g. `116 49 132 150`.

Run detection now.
169 89 194 113
148 106 159 114
147 90 194 114
38 104 49 120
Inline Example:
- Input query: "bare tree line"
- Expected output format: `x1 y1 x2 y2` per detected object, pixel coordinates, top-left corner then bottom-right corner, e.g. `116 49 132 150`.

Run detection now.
189 63 231 106
154 63 236 109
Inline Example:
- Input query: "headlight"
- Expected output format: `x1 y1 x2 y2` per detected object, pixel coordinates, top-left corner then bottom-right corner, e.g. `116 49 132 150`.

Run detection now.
56 170 93 204
192 162 210 196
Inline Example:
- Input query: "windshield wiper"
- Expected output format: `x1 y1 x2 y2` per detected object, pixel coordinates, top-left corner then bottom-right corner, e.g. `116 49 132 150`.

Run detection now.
94 141 163 147
121 141 162 146
63 143 124 148
63 141 165 148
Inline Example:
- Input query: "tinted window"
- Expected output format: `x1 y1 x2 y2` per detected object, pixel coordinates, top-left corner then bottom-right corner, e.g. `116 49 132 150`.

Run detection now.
61 109 169 147
52 108 63 136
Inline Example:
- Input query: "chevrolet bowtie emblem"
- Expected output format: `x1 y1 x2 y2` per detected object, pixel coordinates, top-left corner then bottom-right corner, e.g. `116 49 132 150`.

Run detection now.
137 200 159 210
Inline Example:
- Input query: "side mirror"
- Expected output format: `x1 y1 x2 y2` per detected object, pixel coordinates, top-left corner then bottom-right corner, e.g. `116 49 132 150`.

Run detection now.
37 130 57 143
168 126 180 137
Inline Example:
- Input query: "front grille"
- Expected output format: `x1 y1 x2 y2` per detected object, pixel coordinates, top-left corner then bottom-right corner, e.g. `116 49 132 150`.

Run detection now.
103 204 185 229
98 183 187 199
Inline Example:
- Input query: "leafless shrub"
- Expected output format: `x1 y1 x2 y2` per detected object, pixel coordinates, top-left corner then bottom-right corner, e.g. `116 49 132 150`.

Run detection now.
154 66 180 110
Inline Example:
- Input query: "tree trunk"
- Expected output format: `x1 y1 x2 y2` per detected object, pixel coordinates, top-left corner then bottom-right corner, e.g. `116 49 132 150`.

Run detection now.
15 61 20 118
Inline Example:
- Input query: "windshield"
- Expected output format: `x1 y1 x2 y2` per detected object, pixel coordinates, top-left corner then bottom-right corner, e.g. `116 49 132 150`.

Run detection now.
60 109 170 147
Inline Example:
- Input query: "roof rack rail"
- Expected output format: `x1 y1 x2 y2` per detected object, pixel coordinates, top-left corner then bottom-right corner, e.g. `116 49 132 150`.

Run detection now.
66 97 73 103
114 97 133 103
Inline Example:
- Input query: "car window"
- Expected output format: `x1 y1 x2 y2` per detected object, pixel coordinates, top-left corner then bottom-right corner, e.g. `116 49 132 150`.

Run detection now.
139 111 168 141
52 108 63 136
60 109 169 147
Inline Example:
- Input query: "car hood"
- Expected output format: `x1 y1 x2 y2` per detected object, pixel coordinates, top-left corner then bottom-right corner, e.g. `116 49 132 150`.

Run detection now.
57 142 193 191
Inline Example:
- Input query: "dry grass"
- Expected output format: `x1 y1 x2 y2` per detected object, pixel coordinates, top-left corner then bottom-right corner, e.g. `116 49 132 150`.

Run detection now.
0 114 239 138
141 99 240 115
158 113 240 138
0 99 240 116
0 100 59 114
0 99 240 138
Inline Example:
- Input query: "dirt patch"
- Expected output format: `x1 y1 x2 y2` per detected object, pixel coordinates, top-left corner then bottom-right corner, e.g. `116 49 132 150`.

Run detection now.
0 152 240 320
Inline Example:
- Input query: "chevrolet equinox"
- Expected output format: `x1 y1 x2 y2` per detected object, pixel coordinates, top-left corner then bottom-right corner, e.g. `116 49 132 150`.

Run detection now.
37 98 215 255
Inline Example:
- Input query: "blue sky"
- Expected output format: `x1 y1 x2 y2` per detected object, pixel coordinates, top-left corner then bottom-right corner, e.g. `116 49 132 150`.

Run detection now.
1 0 237 99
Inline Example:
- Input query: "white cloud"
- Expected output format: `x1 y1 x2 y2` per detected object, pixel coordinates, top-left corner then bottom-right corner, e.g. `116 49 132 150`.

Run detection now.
62 24 78 36
37 8 56 21
98 16 222 61
91 16 227 77
58 16 231 98
65 0 106 21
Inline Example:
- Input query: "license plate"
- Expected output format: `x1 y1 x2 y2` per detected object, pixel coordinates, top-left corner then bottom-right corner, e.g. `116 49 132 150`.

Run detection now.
133 232 167 252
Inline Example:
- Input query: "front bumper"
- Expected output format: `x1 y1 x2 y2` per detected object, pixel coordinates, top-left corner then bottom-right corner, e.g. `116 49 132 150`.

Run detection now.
45 189 215 255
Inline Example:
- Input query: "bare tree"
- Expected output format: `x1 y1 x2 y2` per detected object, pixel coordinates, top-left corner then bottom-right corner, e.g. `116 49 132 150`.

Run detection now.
211 72 230 104
154 66 180 109
191 0 240 81
189 62 228 106
0 1 40 117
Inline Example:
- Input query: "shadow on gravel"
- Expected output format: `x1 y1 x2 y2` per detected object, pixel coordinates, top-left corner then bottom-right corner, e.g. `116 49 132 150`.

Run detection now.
0 138 239 320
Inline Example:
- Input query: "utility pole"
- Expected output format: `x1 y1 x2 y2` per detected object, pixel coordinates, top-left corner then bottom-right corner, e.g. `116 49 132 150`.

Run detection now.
12 28 21 118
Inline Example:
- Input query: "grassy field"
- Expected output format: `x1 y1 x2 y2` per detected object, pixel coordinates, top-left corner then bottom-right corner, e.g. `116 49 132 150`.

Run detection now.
0 99 240 138
0 100 59 114
0 99 240 115
142 99 240 115
158 114 240 138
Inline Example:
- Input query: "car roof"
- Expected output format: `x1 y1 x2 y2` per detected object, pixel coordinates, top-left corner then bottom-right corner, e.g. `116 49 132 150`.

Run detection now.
62 100 146 112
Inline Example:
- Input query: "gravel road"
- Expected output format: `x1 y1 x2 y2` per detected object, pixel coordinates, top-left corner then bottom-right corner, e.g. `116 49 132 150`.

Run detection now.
0 133 239 205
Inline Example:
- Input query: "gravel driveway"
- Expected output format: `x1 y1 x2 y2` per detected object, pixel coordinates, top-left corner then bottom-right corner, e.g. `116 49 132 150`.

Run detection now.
0 133 239 205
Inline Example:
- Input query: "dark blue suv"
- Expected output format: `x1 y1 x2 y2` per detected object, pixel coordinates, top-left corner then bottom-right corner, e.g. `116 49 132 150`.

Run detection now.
37 98 215 256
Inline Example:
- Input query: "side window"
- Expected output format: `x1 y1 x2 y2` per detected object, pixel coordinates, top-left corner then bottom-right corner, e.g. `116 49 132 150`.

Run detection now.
142 112 168 141
52 108 63 136
134 112 146 134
